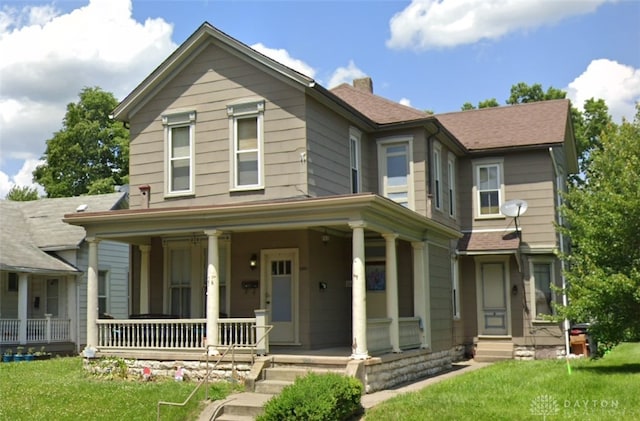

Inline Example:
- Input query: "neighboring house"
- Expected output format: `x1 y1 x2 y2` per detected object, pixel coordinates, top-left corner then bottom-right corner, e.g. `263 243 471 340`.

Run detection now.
0 192 129 353
64 23 576 391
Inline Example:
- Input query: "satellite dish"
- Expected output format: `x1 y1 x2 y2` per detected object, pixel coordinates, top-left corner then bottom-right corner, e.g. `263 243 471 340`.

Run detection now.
501 199 528 217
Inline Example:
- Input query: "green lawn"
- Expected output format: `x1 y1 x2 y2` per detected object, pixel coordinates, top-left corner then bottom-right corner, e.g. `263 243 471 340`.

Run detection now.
0 357 234 421
364 342 640 421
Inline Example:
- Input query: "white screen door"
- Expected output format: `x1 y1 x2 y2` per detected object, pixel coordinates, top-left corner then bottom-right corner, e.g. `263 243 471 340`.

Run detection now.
480 263 508 335
263 249 298 344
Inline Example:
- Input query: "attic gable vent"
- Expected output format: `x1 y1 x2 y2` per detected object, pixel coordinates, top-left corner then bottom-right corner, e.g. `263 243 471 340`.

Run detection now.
76 204 88 212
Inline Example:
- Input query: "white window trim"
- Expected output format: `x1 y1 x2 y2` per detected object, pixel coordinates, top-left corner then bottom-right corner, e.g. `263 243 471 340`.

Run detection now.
472 157 505 219
349 127 362 194
529 258 556 322
377 136 415 210
163 110 196 197
227 99 265 191
433 141 442 211
448 152 456 219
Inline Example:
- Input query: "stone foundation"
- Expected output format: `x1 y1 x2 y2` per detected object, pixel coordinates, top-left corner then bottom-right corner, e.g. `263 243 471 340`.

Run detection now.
514 345 566 360
364 347 462 393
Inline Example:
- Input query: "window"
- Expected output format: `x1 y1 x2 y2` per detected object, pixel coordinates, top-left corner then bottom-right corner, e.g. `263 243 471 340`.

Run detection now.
7 272 18 292
349 127 361 193
46 279 59 316
98 271 108 316
452 256 460 319
530 261 555 319
473 159 504 217
163 111 196 196
433 142 442 210
448 153 456 218
228 100 265 190
377 137 414 209
170 248 191 318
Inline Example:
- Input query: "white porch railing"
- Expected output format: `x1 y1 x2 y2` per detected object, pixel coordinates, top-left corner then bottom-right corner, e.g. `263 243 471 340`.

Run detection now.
367 317 422 354
0 317 71 344
97 318 259 350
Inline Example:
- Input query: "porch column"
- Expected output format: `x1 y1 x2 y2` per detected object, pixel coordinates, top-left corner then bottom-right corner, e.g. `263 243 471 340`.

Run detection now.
412 241 431 348
349 221 368 359
204 229 221 355
139 245 151 314
17 273 28 344
383 233 401 353
86 237 100 349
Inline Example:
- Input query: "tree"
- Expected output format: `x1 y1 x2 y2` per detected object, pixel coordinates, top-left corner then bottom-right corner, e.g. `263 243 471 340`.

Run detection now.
460 98 499 111
506 82 566 104
33 87 129 197
558 105 640 351
6 185 39 201
572 98 613 174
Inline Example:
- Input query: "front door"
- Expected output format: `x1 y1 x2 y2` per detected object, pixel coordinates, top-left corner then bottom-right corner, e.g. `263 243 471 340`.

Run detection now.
479 262 508 335
262 249 298 344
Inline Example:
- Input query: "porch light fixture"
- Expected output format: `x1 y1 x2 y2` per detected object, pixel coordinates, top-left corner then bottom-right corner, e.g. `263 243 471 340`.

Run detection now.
250 254 258 270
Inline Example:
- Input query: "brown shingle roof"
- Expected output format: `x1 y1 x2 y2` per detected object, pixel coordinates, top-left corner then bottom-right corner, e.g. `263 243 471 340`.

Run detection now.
436 99 571 151
330 83 430 125
458 231 520 252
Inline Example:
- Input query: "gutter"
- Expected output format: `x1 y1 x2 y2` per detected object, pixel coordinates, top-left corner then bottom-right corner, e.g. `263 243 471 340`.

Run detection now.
549 147 571 356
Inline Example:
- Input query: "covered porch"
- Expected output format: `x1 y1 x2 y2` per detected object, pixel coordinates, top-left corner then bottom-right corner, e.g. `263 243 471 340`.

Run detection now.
66 193 460 361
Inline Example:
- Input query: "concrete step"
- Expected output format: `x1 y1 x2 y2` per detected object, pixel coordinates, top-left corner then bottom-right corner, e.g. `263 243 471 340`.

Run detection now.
474 354 513 362
254 379 292 394
215 415 254 421
262 366 344 382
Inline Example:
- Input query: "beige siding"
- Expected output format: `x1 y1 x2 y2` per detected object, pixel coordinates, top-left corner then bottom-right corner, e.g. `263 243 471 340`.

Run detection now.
429 243 452 352
128 43 308 209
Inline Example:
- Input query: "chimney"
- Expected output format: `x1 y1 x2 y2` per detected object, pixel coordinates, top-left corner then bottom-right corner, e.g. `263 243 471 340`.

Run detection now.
139 185 150 209
353 77 373 94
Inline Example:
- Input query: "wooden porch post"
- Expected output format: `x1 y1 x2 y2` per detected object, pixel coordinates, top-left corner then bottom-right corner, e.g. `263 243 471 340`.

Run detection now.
349 221 368 359
139 245 151 314
204 230 221 355
17 273 28 344
383 233 401 353
86 237 100 349
412 241 431 348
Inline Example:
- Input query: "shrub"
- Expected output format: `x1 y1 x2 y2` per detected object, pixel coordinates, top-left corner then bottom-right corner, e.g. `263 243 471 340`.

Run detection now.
258 372 363 421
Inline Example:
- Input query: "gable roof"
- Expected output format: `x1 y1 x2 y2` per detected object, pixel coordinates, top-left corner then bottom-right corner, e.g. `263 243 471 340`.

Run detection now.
330 83 431 125
0 192 127 274
435 99 572 151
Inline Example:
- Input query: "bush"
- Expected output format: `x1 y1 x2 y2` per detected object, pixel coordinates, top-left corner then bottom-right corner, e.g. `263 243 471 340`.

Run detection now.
258 372 363 421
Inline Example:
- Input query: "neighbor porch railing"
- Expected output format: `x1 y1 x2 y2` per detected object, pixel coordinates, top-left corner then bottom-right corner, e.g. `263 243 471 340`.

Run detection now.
96 317 260 350
0 316 71 344
367 317 422 354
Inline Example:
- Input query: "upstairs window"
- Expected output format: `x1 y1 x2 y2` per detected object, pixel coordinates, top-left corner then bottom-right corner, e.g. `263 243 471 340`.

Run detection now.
433 142 442 210
163 111 196 196
448 153 456 218
377 136 414 209
228 100 265 190
474 159 503 217
350 127 361 193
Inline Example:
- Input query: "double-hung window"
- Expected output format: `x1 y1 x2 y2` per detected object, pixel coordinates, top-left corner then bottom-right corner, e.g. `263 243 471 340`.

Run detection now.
530 260 555 319
448 153 456 218
433 142 442 210
377 136 414 209
46 279 59 316
474 159 503 217
228 100 265 190
350 127 361 193
163 111 196 196
98 270 108 316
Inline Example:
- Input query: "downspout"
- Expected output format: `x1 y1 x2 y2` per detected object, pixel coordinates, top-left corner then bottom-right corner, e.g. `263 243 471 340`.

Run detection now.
549 147 571 356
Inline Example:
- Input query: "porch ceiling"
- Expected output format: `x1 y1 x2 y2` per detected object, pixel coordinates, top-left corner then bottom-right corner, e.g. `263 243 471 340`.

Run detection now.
64 193 461 244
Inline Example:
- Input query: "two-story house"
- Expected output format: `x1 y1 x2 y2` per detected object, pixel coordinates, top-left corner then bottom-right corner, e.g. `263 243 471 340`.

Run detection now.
64 22 576 392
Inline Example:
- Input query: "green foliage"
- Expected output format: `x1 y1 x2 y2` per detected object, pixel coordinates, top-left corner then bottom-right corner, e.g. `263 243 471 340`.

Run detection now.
33 87 129 198
506 82 566 104
477 98 499 108
558 105 640 350
5 185 39 201
258 372 363 421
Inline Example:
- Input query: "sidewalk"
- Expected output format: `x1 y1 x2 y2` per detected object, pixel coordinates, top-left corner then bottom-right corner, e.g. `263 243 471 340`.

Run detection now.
360 359 490 410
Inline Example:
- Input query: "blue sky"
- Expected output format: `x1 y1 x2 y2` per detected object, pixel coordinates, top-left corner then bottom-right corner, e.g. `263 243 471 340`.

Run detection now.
1 0 639 197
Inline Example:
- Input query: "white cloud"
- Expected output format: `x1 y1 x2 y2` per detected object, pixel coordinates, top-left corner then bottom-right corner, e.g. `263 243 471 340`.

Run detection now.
387 0 609 50
327 60 367 89
566 59 640 123
399 98 412 107
0 0 176 190
0 159 45 198
251 43 316 79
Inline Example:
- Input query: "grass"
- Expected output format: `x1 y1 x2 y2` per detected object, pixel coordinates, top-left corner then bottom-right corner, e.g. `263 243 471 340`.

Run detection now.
364 342 640 421
0 357 235 421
